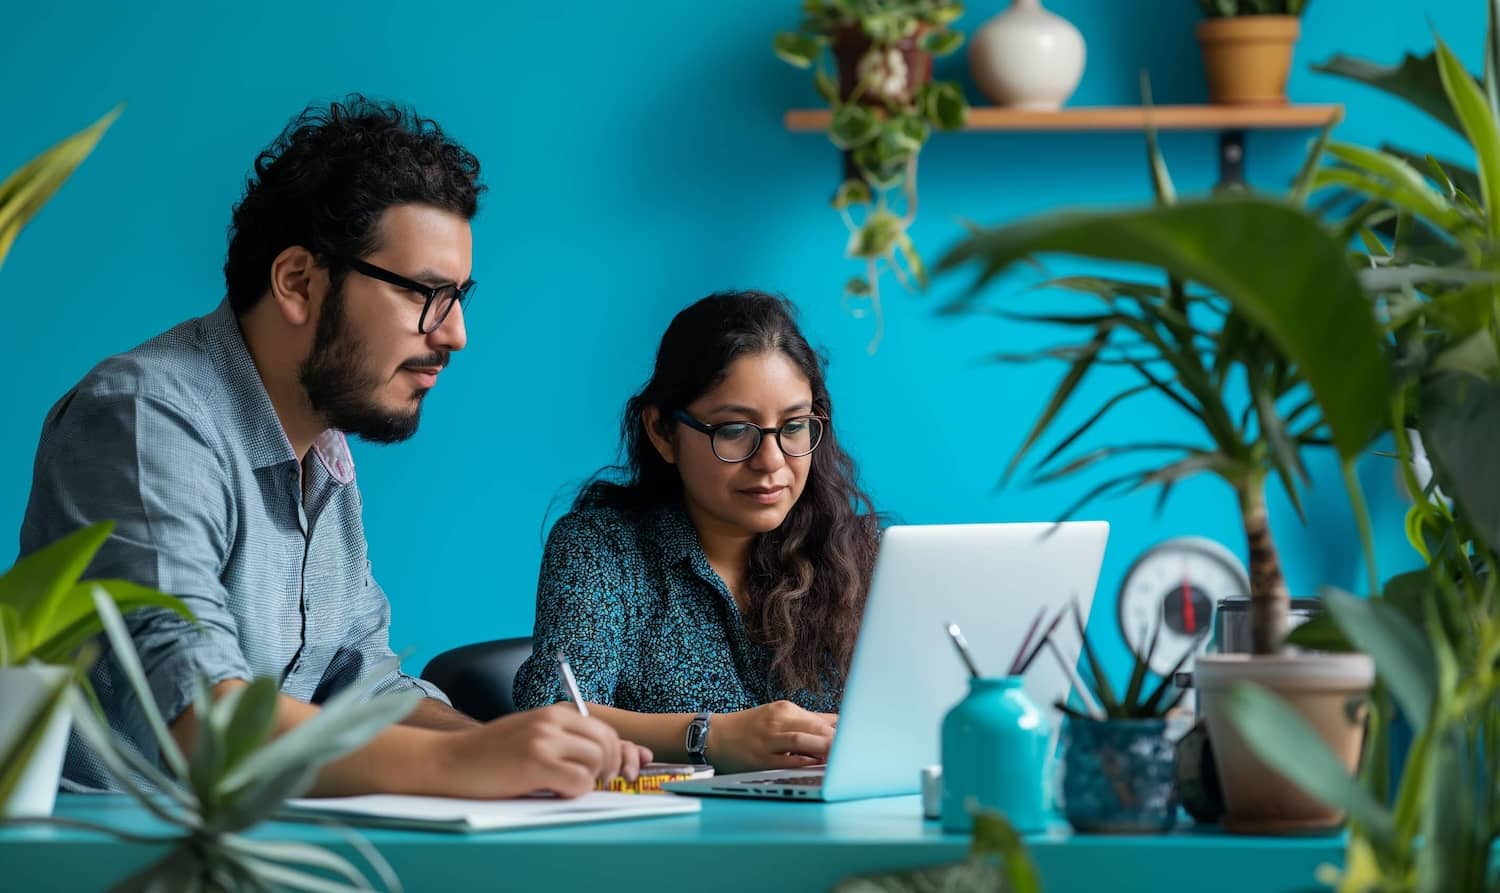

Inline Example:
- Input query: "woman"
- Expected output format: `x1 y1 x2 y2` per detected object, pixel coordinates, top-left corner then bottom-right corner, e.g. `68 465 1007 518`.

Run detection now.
512 291 880 773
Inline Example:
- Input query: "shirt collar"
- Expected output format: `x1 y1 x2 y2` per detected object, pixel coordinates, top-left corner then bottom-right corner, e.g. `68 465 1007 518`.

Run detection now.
648 503 706 568
199 299 354 485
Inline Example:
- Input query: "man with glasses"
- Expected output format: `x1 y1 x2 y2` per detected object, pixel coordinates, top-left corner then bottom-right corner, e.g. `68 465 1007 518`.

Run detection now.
20 96 650 798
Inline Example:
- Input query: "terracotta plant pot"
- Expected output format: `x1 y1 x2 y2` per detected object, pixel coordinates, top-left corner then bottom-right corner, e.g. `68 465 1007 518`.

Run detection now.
1196 15 1301 106
831 26 933 107
1195 653 1373 835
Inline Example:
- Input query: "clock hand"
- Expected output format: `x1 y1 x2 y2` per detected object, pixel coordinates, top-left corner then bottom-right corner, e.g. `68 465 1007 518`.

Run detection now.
1181 568 1197 634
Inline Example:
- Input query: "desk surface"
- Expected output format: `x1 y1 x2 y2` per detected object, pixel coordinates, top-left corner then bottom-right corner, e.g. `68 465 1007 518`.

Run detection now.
2 793 1346 892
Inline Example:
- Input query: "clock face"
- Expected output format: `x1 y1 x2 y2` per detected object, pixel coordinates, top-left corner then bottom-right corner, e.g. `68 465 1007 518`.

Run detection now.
1117 536 1250 676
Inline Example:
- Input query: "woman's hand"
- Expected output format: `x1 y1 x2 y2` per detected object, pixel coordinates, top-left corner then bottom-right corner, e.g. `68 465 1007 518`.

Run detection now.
708 701 838 773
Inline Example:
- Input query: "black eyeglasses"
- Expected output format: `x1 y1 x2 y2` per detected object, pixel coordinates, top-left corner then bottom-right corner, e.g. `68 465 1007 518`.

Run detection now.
323 252 477 334
673 410 828 463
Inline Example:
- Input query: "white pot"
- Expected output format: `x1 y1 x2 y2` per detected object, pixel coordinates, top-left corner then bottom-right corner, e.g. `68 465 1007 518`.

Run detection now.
0 665 73 818
968 0 1086 111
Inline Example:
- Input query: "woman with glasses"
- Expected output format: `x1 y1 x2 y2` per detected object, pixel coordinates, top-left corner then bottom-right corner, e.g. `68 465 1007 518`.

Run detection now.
512 291 880 772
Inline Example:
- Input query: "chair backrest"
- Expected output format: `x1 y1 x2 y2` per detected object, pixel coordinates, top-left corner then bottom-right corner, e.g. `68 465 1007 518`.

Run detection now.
420 636 534 722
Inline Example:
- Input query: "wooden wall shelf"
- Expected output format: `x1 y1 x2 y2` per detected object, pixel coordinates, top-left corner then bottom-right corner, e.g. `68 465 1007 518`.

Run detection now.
783 104 1344 133
783 104 1344 187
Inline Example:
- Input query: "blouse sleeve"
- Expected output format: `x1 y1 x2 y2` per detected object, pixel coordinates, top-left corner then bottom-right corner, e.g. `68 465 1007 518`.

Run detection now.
512 510 633 710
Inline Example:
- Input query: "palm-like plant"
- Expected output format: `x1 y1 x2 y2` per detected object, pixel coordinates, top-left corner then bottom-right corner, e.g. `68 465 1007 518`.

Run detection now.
30 590 422 892
936 105 1390 655
1211 7 1500 890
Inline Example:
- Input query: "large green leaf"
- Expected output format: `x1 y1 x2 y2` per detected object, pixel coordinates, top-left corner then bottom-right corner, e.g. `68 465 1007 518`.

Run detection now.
1313 53 1467 136
1419 371 1500 552
29 579 192 665
1221 682 1396 847
1320 588 1435 732
0 106 120 269
1435 36 1500 239
937 198 1391 461
0 522 113 654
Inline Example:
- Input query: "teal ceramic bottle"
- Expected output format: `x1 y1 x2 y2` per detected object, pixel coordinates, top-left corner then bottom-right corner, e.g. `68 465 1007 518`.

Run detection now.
940 676 1052 834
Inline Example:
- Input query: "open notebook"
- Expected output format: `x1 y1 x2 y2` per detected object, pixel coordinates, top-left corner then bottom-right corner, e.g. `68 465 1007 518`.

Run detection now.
281 791 701 833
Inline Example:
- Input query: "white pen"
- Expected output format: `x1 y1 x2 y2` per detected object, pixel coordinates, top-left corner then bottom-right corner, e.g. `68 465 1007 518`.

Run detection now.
554 650 590 717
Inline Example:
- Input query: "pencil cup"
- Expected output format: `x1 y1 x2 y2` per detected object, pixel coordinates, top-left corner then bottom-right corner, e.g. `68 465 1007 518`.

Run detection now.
940 676 1051 834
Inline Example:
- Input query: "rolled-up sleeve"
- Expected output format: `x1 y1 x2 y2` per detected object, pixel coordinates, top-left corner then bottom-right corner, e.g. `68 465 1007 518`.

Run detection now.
512 512 630 709
21 380 252 735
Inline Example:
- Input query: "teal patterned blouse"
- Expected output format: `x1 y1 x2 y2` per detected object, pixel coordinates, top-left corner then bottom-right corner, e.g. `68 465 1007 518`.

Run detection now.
512 503 842 714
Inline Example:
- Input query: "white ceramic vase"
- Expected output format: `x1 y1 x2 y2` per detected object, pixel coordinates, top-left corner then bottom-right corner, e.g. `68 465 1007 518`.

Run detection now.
968 0 1086 111
0 665 72 818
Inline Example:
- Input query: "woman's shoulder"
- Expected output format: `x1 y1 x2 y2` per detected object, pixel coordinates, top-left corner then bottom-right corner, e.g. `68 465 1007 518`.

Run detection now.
546 503 668 557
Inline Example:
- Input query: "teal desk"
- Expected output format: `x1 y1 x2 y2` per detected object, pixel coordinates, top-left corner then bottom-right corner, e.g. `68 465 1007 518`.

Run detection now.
2 794 1345 892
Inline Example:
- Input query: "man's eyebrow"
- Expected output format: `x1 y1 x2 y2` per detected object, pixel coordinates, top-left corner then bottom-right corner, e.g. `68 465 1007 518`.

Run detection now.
407 268 459 287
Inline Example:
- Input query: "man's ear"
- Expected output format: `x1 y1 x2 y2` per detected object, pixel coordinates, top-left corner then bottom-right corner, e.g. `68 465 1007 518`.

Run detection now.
642 406 676 465
267 245 323 327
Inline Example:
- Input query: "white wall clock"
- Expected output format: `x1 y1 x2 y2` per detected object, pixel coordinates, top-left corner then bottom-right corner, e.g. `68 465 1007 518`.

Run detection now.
1117 536 1251 675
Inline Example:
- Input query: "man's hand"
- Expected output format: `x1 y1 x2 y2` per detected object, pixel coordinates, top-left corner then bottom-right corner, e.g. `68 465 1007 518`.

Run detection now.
439 703 653 798
708 701 838 773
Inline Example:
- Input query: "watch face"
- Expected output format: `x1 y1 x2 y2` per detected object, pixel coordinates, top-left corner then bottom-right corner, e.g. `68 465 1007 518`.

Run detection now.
686 717 709 752
1118 536 1250 675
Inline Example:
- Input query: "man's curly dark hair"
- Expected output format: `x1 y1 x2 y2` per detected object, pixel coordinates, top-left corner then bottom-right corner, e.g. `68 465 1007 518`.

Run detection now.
223 95 485 315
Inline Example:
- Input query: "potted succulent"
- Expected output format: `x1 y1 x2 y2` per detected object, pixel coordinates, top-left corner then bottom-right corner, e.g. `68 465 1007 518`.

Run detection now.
0 522 191 818
15 589 418 891
1197 0 1310 105
1053 603 1203 834
1221 12 1500 890
774 0 968 352
934 110 1389 832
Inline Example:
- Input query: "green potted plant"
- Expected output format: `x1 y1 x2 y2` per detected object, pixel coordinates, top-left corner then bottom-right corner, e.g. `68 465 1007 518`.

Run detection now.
35 589 419 891
934 109 1391 832
0 522 191 818
1197 0 1310 105
1051 603 1203 833
1219 12 1500 890
774 0 968 352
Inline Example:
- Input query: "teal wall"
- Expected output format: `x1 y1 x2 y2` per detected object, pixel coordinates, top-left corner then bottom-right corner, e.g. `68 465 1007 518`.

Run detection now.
0 1 1478 675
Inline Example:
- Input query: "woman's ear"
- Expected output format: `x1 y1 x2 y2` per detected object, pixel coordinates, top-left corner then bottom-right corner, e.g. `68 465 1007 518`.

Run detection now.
642 406 676 465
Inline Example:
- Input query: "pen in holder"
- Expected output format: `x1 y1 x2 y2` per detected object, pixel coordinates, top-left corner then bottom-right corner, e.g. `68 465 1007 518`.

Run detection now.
939 623 1052 835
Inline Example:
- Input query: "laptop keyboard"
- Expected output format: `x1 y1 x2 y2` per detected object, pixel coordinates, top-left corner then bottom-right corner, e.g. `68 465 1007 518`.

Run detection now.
741 775 824 786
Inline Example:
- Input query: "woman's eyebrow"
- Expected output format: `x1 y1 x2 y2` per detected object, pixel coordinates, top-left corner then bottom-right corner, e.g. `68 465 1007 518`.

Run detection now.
705 401 812 416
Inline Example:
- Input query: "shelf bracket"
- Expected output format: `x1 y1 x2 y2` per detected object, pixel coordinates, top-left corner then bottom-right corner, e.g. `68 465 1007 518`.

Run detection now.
1217 129 1247 190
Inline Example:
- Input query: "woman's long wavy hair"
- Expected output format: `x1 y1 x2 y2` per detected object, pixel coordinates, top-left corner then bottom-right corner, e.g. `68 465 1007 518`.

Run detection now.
577 291 880 695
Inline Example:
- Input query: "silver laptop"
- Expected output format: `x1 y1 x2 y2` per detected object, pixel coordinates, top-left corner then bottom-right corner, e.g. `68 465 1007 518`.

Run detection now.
664 520 1108 802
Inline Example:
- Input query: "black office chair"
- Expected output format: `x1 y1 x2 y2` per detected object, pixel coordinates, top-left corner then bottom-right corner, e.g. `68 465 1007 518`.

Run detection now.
421 636 534 722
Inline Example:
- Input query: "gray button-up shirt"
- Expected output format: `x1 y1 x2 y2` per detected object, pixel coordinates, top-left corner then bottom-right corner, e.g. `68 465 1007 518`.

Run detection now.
20 300 447 792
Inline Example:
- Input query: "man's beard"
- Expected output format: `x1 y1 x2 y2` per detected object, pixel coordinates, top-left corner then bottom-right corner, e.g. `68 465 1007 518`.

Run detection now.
300 284 445 444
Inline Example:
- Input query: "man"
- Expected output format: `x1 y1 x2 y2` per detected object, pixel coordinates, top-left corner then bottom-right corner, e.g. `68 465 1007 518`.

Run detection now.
21 96 649 797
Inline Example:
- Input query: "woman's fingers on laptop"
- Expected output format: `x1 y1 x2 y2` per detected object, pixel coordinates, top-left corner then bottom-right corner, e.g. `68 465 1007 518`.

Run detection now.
765 752 824 770
771 730 834 759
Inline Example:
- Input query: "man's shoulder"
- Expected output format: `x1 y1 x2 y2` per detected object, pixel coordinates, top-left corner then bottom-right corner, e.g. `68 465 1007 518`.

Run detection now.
64 312 227 419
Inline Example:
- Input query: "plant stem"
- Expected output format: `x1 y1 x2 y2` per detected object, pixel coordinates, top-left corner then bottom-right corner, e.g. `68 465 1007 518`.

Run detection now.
1237 474 1290 655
